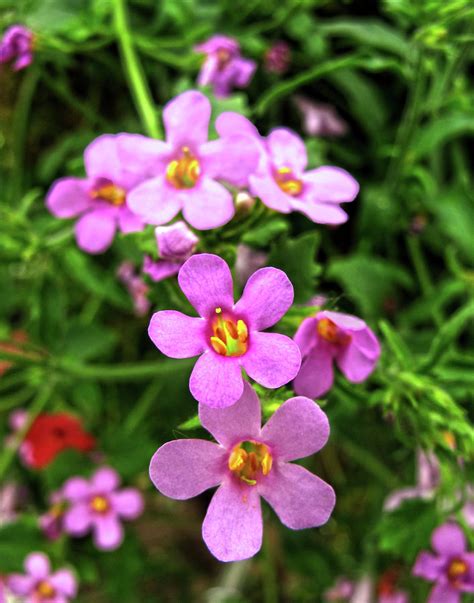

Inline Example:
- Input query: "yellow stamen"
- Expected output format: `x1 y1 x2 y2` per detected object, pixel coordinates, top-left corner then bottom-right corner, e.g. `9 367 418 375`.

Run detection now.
274 166 303 196
90 495 110 514
447 558 468 585
91 183 126 206
166 146 201 189
36 581 55 598
228 441 273 486
317 318 340 343
50 502 65 519
210 311 248 357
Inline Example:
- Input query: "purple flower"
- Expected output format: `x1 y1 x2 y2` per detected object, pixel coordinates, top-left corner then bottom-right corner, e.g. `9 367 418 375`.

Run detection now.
117 262 150 316
293 310 381 399
61 467 144 551
39 490 68 541
150 382 335 561
462 486 474 528
46 134 159 254
127 91 258 230
235 244 268 286
379 592 409 603
143 222 199 282
194 35 256 97
0 25 33 71
148 253 301 408
413 522 474 603
264 41 291 74
294 96 348 138
0 483 21 527
8 552 77 602
324 577 354 601
216 113 358 224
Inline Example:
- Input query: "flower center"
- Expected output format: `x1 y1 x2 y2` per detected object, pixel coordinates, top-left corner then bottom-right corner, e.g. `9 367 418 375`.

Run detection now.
216 48 232 69
166 147 201 189
50 501 66 519
91 183 126 206
228 441 273 485
210 307 248 357
447 558 468 586
274 166 303 196
317 318 341 343
90 495 110 514
36 581 55 599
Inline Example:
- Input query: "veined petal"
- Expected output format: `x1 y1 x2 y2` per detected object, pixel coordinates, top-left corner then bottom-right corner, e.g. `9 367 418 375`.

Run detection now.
148 311 207 358
46 177 92 219
163 90 211 148
181 178 235 230
189 351 244 408
293 343 334 399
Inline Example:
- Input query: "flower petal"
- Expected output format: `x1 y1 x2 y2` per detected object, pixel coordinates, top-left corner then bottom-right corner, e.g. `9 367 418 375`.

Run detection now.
63 503 92 536
202 480 262 562
200 135 259 187
118 207 144 233
50 570 77 598
291 199 349 225
25 552 50 578
293 343 334 399
302 166 359 203
62 477 90 502
216 112 260 139
189 351 244 408
293 316 318 356
412 551 445 581
259 462 335 529
428 583 459 603
249 173 292 212
110 489 144 520
320 311 366 331
75 209 117 254
46 177 91 218
149 439 226 499
148 311 207 358
199 381 261 447
241 332 301 389
178 253 234 318
7 575 35 596
126 176 182 225
181 178 235 230
261 397 329 461
432 523 466 556
93 514 124 551
234 267 294 330
91 467 120 493
336 327 381 382
163 90 211 148
267 128 307 172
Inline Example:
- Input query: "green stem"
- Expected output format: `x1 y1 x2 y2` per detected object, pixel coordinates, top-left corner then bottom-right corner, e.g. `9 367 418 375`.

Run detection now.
337 435 398 489
262 530 278 603
113 0 161 138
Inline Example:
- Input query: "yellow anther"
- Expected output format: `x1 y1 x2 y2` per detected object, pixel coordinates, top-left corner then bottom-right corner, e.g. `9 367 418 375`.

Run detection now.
90 495 110 514
228 441 273 486
166 147 201 189
274 166 303 196
36 581 55 598
91 183 127 206
210 313 248 357
215 307 222 314
448 558 468 585
317 318 339 343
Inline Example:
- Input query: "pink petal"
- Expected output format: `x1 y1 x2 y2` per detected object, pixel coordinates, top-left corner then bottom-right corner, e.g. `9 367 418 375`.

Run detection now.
163 90 211 149
84 134 124 184
336 327 381 382
234 267 294 331
320 310 366 330
178 253 234 318
93 514 124 551
249 173 292 212
143 258 181 282
62 477 90 502
190 351 244 408
46 177 91 218
413 551 445 581
291 199 349 225
293 343 334 399
202 479 262 562
118 207 144 233
302 166 359 203
215 112 260 139
181 178 235 230
241 331 301 389
200 135 259 187
428 583 459 603
149 439 226 499
199 381 261 448
197 54 220 87
25 552 50 578
259 462 335 529
63 502 92 536
91 467 120 493
432 522 466 556
75 209 117 254
148 311 207 358
261 397 329 461
110 489 144 520
384 486 429 512
126 176 182 225
267 128 307 172
293 316 318 356
232 57 256 87
7 575 34 596
50 570 77 598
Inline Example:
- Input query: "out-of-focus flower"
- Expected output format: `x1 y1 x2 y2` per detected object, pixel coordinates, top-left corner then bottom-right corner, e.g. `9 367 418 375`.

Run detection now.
194 35 256 97
294 96 348 137
46 134 160 254
413 522 474 603
216 113 358 224
128 91 258 230
143 222 198 282
324 577 354 601
234 191 256 214
264 41 291 74
148 253 300 408
293 310 380 399
8 552 77 602
117 262 150 316
0 25 33 71
462 486 474 528
40 491 68 541
62 467 144 551
377 569 409 603
235 244 268 286
150 382 335 561
349 576 374 603
0 331 29 377
0 483 22 527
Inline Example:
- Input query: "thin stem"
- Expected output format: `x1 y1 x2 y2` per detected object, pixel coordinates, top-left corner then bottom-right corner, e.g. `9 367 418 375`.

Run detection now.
113 0 161 138
262 530 278 603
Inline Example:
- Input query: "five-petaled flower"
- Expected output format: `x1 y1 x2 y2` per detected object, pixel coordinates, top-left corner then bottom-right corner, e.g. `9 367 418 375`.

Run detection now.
0 25 34 71
293 310 380 399
148 253 301 408
413 522 474 603
150 382 335 561
8 552 77 602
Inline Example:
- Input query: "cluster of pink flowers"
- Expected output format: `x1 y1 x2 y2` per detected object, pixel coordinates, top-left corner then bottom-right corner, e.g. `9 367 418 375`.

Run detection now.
0 25 33 71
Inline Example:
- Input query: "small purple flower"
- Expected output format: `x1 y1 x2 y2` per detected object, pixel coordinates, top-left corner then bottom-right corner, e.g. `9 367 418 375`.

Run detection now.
379 592 409 603
216 113 358 224
264 41 291 74
294 96 348 138
150 382 335 561
117 262 150 316
61 467 144 551
143 222 199 282
127 91 258 230
413 522 474 603
8 552 77 602
293 310 381 399
46 134 159 254
0 25 33 71
148 253 301 408
324 577 354 601
39 491 67 541
235 244 268 286
195 35 256 97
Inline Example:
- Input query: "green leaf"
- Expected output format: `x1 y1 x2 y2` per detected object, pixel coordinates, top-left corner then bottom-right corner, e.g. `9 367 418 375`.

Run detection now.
61 323 117 361
242 217 289 247
178 414 201 430
0 518 45 572
411 114 474 160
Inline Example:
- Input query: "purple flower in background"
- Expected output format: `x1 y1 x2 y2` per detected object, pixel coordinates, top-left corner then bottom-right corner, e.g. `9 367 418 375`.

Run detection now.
117 262 150 316
264 41 291 74
0 25 33 71
295 96 348 137
40 490 68 541
61 467 144 551
0 483 21 527
194 35 256 97
293 310 380 399
324 577 354 601
8 552 77 602
216 113 358 224
148 253 301 408
128 91 258 230
462 486 474 528
143 221 199 282
413 522 474 603
150 382 335 561
46 134 159 254
379 592 409 603
235 244 268 286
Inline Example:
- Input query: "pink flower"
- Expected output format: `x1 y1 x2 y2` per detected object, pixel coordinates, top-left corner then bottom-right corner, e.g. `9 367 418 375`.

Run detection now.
148 253 301 408
150 383 335 561
216 113 358 224
235 244 268 286
61 467 144 551
0 25 33 71
117 262 150 316
294 96 348 137
413 522 474 603
46 134 158 254
324 577 354 601
143 221 198 282
8 552 77 602
39 490 68 541
194 35 256 97
128 91 258 230
293 310 380 399
264 41 291 74
0 483 22 527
